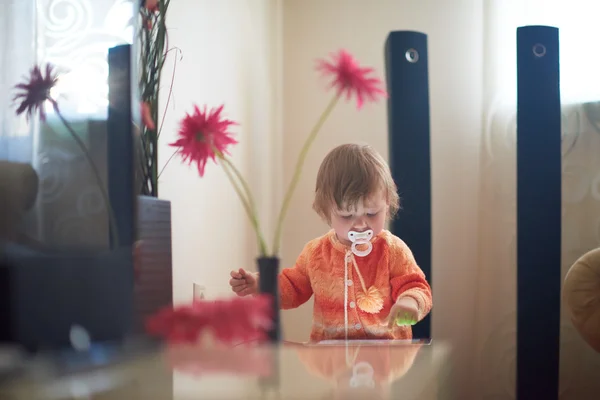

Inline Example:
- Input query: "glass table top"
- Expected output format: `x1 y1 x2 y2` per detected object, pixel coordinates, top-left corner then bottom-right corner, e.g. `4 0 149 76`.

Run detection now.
0 338 451 399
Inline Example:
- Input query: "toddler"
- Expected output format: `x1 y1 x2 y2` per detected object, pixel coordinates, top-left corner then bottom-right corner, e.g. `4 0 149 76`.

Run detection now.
229 143 432 342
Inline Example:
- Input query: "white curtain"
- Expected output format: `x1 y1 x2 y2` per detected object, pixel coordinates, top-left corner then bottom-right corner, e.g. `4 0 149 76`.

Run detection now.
0 0 37 159
475 0 600 398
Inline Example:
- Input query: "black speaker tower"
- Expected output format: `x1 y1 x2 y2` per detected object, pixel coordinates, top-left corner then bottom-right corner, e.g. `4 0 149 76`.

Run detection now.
384 31 432 339
516 25 562 400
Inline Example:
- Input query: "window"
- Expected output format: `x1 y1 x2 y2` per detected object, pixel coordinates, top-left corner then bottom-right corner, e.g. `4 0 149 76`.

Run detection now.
487 0 600 105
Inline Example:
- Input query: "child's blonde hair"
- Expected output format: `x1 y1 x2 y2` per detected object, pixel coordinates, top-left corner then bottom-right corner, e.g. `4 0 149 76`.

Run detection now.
313 143 400 223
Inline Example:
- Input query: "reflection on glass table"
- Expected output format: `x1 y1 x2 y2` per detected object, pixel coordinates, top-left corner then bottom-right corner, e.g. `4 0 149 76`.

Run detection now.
0 339 451 400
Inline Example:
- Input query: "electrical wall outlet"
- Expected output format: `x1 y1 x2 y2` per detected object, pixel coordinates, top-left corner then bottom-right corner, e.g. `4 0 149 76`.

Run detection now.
193 283 206 300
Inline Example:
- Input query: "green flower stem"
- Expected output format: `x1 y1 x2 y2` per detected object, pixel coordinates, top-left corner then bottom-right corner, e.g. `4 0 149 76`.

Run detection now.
159 146 268 254
272 94 340 255
157 149 177 179
52 101 120 248
216 152 268 255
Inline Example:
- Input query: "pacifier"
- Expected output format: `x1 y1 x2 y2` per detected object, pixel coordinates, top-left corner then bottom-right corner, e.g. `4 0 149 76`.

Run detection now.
348 229 374 257
349 361 375 389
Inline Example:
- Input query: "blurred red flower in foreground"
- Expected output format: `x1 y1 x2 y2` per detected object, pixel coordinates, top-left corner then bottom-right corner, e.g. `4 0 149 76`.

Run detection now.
316 49 387 109
146 295 272 345
169 104 238 176
13 64 58 121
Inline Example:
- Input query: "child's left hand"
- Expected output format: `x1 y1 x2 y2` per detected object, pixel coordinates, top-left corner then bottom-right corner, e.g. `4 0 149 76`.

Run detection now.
385 297 419 328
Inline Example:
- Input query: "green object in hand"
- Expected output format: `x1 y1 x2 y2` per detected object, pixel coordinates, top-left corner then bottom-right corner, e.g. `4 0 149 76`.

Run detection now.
395 312 417 326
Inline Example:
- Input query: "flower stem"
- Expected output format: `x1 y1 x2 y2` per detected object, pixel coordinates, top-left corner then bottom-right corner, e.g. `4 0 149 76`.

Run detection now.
52 102 120 249
217 153 268 255
272 94 340 255
157 149 177 179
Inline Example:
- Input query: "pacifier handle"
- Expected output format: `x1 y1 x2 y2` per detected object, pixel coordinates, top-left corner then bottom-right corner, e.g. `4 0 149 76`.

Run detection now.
351 242 373 257
348 230 374 257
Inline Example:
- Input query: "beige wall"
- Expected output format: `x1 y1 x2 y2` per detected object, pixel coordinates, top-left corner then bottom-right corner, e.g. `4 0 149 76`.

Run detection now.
159 0 282 304
161 0 483 397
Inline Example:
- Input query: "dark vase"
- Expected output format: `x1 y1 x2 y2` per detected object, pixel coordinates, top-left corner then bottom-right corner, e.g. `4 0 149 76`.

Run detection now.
256 256 281 343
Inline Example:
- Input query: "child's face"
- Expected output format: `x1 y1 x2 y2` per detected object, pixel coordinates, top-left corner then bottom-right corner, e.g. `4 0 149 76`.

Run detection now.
330 191 388 245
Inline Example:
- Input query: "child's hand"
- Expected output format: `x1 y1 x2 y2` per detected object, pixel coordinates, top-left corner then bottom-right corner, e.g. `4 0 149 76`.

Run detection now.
229 268 259 296
385 297 419 328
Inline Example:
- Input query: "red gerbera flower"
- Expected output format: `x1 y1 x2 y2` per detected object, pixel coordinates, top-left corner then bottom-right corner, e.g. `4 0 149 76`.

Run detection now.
13 64 59 121
169 104 238 177
316 49 387 109
146 295 272 345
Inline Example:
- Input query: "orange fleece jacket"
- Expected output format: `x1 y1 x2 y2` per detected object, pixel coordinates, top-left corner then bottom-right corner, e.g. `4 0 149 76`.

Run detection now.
279 229 432 342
